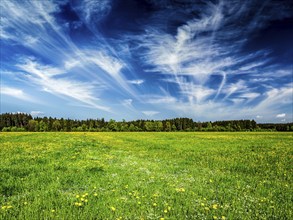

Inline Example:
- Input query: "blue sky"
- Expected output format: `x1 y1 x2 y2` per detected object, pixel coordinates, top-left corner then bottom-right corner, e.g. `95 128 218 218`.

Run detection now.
1 0 292 122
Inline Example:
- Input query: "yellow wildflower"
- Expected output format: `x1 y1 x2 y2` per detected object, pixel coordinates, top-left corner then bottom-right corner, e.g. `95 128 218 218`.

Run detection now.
153 203 157 207
221 216 226 220
212 204 218 209
111 206 116 211
176 188 185 192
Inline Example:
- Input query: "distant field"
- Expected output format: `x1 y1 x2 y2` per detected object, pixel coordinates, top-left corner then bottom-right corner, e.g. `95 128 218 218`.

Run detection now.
0 132 292 220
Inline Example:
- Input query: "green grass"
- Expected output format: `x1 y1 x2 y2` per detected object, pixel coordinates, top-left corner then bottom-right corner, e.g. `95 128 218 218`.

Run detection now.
0 132 292 219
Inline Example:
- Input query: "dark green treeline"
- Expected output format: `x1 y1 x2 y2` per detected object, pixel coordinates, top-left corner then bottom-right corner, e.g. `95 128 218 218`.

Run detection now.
0 113 292 132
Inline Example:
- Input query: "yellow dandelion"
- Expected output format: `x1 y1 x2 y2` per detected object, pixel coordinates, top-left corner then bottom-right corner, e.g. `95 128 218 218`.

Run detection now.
80 198 85 202
213 216 217 219
84 199 88 203
153 203 157 207
24 202 28 205
212 204 218 209
176 188 185 192
94 193 98 197
51 209 55 213
76 195 80 198
201 203 205 206
164 209 168 213
221 216 226 220
167 206 171 211
160 218 164 220
204 207 210 211
111 206 116 211
138 201 141 205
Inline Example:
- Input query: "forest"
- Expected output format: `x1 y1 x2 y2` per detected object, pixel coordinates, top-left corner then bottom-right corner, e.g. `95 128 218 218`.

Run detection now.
0 113 292 132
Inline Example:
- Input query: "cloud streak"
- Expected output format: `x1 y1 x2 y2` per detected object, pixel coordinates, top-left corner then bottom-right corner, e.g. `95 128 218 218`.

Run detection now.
16 58 111 112
1 86 32 101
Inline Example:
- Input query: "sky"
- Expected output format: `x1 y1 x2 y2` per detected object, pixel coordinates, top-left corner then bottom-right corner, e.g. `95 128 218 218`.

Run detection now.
0 0 292 122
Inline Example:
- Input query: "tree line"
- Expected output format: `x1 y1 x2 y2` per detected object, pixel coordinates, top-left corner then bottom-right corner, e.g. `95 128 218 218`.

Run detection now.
0 113 292 132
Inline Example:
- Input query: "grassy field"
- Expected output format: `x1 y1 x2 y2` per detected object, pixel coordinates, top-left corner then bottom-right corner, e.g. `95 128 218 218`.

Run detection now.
0 132 292 220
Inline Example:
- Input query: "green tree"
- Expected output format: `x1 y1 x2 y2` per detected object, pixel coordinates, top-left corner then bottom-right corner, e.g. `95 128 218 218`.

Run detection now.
39 120 48 132
165 121 171 131
129 123 136 131
172 124 177 131
108 119 118 131
52 120 61 131
28 120 38 131
155 121 163 131
81 123 87 131
145 121 154 131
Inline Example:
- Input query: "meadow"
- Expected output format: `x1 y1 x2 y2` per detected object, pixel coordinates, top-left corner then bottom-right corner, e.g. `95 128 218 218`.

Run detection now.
0 132 292 220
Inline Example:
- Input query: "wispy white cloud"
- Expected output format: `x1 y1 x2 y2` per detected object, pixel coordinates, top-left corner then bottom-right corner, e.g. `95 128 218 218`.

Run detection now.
30 111 44 117
63 50 138 97
276 113 286 118
121 99 134 109
144 95 177 104
16 58 111 112
127 79 144 85
71 0 112 26
1 86 32 101
142 111 160 117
